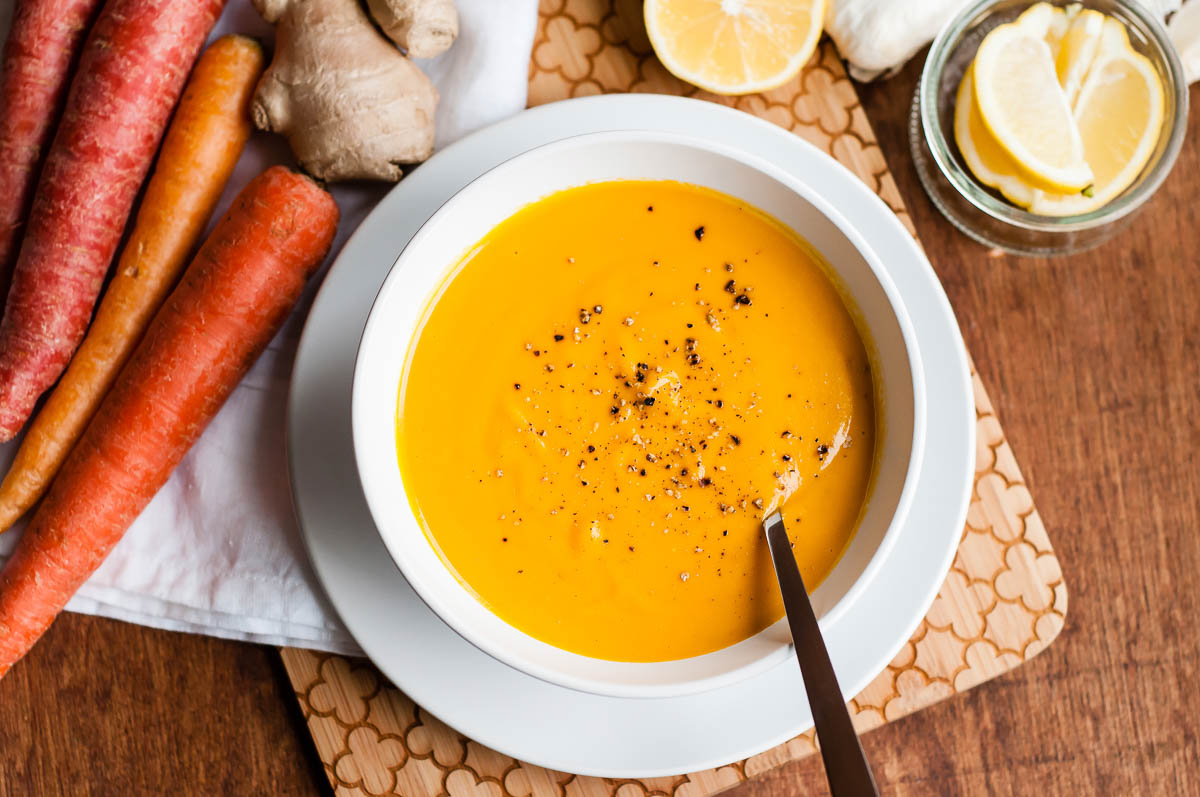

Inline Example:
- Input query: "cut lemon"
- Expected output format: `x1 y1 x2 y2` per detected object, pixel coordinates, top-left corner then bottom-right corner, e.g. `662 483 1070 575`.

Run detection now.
644 0 825 96
956 4 1166 217
1043 3 1074 53
1030 19 1165 216
973 9 1093 192
1056 8 1106 106
954 64 1036 209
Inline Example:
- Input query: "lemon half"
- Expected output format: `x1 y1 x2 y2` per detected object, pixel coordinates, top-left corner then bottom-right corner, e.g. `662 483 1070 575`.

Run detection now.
644 0 826 96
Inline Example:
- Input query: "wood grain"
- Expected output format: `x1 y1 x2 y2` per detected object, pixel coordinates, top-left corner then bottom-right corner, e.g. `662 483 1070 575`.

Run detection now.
1 27 1199 797
0 612 325 795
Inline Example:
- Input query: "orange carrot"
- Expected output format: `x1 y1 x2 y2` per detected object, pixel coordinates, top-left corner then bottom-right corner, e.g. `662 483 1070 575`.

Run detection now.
0 35 265 534
0 166 339 677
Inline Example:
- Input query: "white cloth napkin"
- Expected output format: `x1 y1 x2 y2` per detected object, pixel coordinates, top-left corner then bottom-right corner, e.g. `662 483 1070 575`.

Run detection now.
828 0 1191 82
0 0 538 655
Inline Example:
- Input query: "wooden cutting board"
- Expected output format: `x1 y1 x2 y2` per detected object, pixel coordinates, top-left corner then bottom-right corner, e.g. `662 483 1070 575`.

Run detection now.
278 2 1069 794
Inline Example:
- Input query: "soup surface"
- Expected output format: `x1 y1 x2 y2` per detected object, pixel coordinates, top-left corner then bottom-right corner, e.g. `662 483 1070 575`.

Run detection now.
397 180 876 662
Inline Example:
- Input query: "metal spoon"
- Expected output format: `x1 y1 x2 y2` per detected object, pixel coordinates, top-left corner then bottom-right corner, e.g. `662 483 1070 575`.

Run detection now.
762 511 879 797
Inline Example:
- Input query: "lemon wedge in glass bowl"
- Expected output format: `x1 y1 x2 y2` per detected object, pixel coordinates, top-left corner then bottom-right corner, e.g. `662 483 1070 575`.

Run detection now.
1056 7 1107 105
954 63 1038 209
971 2 1093 193
956 2 1166 217
1032 17 1166 216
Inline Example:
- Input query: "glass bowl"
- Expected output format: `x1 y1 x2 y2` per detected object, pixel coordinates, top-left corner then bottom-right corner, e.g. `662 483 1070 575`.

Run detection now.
911 0 1189 255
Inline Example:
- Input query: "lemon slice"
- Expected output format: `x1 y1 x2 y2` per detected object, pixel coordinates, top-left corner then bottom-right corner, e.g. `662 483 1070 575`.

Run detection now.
1056 8 1106 105
1029 19 1166 216
973 9 1093 192
644 0 825 96
1044 3 1073 49
954 64 1036 208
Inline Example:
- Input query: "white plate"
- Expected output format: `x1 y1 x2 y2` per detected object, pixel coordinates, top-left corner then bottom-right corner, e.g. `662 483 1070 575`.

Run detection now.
287 95 974 778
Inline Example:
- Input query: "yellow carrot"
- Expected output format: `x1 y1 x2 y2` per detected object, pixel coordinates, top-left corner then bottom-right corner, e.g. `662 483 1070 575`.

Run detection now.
0 35 265 533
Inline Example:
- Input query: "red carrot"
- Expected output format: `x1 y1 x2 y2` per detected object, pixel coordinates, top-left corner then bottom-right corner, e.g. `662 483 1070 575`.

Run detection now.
0 35 265 534
0 0 226 441
0 166 339 677
0 0 106 299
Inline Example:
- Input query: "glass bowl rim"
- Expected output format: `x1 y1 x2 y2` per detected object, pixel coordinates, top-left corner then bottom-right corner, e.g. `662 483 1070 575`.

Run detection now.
919 0 1190 233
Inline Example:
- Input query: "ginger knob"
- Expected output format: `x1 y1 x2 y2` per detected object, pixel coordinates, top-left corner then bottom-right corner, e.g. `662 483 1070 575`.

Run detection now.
251 0 452 182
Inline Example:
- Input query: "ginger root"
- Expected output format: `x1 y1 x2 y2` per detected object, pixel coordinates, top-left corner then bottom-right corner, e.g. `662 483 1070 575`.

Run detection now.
251 0 455 182
368 0 459 59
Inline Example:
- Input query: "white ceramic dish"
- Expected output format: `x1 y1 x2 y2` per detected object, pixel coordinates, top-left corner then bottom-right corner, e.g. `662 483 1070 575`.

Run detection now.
351 131 927 699
288 95 975 777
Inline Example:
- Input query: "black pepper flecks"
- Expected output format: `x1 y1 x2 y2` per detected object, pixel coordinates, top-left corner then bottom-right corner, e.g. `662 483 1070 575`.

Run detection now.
694 226 705 241
500 249 858 572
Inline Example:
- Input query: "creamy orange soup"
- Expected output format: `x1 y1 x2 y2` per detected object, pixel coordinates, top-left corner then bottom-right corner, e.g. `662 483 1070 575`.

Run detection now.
397 181 876 662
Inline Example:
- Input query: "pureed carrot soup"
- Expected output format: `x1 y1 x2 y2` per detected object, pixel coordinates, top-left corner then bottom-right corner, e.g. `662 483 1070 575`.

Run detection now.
397 180 877 662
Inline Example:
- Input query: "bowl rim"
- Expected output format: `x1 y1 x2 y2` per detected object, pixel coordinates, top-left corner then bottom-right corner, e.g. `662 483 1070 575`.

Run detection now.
350 128 928 698
920 0 1189 232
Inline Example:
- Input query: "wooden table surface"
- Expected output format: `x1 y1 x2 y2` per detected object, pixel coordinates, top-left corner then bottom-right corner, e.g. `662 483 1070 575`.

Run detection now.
2 54 1198 797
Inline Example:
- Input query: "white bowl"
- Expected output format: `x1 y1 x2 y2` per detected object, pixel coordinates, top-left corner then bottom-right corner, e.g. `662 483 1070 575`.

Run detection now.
352 131 926 699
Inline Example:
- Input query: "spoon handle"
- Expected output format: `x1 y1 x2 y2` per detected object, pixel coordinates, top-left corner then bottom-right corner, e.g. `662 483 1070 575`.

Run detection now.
763 512 879 797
